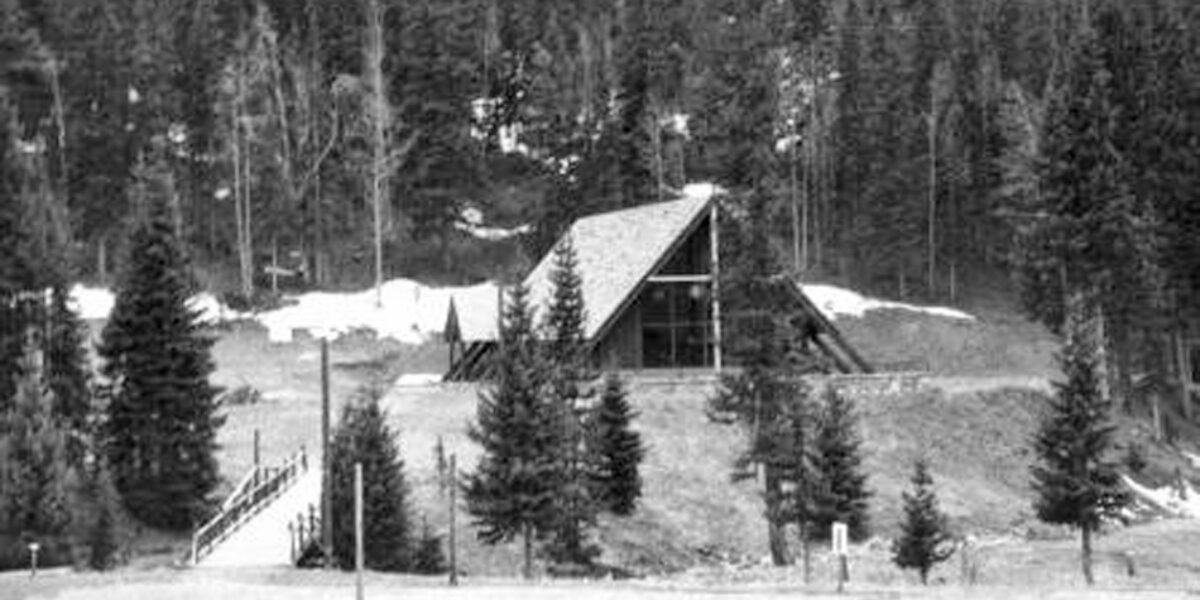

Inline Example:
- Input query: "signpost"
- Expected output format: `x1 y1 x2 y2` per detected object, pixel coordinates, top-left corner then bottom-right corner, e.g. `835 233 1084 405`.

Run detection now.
28 542 39 578
355 462 364 600
832 522 848 593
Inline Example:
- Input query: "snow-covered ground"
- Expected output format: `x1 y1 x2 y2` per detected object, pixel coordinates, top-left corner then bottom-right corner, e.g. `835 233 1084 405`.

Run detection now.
801 283 975 321
1124 474 1200 519
70 278 973 345
70 280 499 344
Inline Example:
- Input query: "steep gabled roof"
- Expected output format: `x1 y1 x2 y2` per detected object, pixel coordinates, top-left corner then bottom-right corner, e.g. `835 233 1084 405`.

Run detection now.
526 190 715 339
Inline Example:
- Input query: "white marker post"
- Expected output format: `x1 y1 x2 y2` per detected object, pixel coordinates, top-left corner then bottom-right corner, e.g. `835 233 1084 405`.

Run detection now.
355 462 364 600
832 522 848 593
28 542 39 579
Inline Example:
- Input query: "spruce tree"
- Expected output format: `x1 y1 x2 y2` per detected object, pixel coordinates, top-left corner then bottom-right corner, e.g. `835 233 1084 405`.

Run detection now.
80 459 121 571
45 284 92 461
892 458 954 585
329 387 412 572
98 159 223 531
541 235 601 567
412 517 447 575
465 282 557 580
589 374 644 517
0 356 73 570
811 388 871 542
708 193 823 566
1031 297 1129 586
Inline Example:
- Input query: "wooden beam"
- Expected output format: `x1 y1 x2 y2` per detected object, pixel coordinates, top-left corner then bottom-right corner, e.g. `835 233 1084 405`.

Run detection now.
710 202 723 373
648 274 713 283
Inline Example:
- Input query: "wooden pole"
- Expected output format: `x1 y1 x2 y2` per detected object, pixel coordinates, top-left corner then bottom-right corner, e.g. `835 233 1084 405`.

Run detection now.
449 453 458 586
710 200 722 373
253 428 260 471
355 462 364 600
321 337 332 567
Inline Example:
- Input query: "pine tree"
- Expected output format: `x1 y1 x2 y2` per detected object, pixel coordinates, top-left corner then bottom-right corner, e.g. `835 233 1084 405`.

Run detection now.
589 374 644 517
412 517 447 575
1031 297 1129 586
541 235 601 567
811 388 871 542
80 459 121 571
464 282 556 580
892 458 954 585
97 158 224 531
0 355 74 570
329 387 413 572
708 190 823 566
45 284 91 461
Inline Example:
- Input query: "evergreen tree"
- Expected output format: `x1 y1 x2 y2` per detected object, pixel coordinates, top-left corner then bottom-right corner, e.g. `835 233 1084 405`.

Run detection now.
329 387 413 572
80 459 121 571
0 355 73 570
811 387 871 542
45 284 91 460
589 374 644 517
709 191 825 567
412 517 447 575
97 159 223 531
892 457 954 585
1031 297 1129 586
541 235 601 567
464 282 557 580
1013 19 1163 403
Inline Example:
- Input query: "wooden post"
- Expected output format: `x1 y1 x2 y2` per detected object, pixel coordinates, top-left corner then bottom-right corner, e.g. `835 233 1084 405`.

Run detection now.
253 428 260 471
709 200 723 373
1174 331 1192 422
355 462 364 600
321 337 333 567
449 453 458 586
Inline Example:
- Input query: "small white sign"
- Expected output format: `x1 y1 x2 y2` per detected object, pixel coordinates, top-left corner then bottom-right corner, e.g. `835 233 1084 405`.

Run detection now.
832 522 848 556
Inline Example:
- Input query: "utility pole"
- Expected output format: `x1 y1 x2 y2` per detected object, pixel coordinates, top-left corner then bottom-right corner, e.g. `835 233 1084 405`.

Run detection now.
321 337 332 567
449 453 458 586
355 462 364 600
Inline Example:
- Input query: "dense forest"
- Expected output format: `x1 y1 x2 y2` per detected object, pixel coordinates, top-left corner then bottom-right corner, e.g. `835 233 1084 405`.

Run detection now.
1 1 1199 374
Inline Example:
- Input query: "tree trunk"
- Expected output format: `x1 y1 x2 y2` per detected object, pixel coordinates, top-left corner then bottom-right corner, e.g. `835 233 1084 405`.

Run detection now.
1081 521 1094 585
366 0 388 306
927 100 937 298
800 520 811 583
765 466 791 566
522 522 533 580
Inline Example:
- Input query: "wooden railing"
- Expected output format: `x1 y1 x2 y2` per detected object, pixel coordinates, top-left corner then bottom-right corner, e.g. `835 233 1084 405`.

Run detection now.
288 502 323 566
190 447 308 566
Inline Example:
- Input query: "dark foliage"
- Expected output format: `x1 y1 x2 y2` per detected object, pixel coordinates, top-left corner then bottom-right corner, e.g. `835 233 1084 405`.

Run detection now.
412 517 448 575
1031 297 1130 585
541 235 602 567
892 458 955 584
329 388 413 572
464 283 556 578
589 374 644 517
98 161 223 531
811 388 872 542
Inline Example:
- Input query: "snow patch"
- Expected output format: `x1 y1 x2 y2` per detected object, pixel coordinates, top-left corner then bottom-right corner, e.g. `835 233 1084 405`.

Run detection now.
70 284 246 324
71 278 500 345
394 373 443 387
256 278 499 344
1183 451 1200 470
70 284 115 320
1123 474 1200 519
801 283 976 322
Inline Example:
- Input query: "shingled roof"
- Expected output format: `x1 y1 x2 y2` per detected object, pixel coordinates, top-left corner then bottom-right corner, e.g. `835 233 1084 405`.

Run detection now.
527 190 715 339
460 187 717 342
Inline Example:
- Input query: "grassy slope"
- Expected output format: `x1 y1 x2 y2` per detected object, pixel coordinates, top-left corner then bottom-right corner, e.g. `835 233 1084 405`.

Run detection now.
195 285 1200 582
